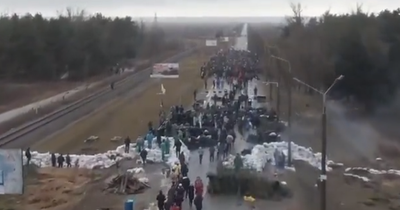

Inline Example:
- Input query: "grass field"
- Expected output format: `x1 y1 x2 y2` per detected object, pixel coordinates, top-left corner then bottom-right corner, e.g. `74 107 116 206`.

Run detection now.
32 51 208 154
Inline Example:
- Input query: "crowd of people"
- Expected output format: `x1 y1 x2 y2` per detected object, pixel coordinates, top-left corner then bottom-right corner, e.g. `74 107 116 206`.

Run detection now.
152 48 262 210
156 157 205 210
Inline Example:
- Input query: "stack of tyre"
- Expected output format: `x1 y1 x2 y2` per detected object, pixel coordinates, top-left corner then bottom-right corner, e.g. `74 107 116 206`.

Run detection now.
206 163 292 199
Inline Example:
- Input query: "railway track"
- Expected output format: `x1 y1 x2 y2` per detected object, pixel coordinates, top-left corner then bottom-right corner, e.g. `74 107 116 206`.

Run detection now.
0 48 197 147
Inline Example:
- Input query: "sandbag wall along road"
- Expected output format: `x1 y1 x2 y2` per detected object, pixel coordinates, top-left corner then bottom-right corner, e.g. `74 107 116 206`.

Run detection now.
0 48 198 147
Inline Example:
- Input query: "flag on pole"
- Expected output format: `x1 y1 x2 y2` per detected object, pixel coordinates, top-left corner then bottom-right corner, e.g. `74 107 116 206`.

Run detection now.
161 83 166 95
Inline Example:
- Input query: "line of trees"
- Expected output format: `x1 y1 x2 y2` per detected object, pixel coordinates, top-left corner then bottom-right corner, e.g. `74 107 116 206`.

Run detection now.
0 10 169 81
275 5 400 111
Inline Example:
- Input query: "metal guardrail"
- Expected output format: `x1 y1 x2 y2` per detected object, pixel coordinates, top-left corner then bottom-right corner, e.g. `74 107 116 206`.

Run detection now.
0 48 197 146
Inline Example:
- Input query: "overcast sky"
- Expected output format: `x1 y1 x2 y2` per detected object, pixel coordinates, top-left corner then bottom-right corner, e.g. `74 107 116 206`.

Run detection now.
0 0 397 17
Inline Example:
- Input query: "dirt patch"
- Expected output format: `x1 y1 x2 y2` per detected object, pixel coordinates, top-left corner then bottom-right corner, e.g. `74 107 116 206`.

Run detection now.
0 50 180 116
32 51 207 154
67 160 169 210
0 167 96 210
0 51 181 136
0 82 85 113
0 73 126 135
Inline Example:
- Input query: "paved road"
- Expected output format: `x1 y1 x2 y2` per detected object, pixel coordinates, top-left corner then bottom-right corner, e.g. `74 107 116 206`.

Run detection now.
0 50 196 149
181 24 290 210
233 23 248 51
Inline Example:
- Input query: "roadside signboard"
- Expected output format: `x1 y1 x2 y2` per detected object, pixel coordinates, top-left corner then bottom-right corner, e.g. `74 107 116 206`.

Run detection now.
205 40 217 46
150 63 179 78
221 37 229 42
0 149 23 194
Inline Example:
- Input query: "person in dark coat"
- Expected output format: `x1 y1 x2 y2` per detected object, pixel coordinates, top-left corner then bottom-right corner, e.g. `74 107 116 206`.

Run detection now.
188 184 195 207
175 184 185 209
209 146 215 162
25 147 31 165
176 183 185 198
51 153 56 167
194 194 203 210
166 186 176 210
179 152 185 165
57 154 65 168
140 149 148 166
66 154 72 167
181 163 189 177
156 190 166 210
124 136 131 153
181 177 190 198
174 140 182 156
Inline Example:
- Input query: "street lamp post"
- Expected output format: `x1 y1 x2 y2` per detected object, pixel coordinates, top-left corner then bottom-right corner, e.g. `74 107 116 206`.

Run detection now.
263 81 280 120
270 55 292 166
292 75 344 210
265 46 280 100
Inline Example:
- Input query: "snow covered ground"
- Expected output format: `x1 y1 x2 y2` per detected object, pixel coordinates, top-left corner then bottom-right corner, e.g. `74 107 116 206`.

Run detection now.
223 141 341 172
24 136 190 169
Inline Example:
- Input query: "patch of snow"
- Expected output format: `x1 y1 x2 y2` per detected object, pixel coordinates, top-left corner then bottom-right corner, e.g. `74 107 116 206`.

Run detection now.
139 177 149 183
223 141 342 172
127 167 145 174
345 167 400 176
343 173 370 182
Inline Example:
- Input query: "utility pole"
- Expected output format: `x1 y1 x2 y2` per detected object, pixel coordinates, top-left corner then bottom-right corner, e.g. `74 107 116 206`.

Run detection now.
271 55 292 166
151 13 158 67
287 77 292 165
292 75 343 210
321 104 327 210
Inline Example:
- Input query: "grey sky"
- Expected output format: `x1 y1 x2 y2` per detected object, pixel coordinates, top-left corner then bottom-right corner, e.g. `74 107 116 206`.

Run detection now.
0 0 397 17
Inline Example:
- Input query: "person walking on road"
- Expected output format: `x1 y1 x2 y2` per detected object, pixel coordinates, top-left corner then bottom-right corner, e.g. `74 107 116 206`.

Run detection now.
157 190 166 210
174 140 182 157
188 184 195 208
198 147 204 165
140 149 148 166
194 194 203 210
124 136 131 153
209 146 215 162
182 176 190 198
66 154 72 167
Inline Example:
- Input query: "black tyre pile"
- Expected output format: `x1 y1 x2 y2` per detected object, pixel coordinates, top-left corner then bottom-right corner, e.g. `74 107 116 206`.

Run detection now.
182 135 218 150
207 164 292 199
